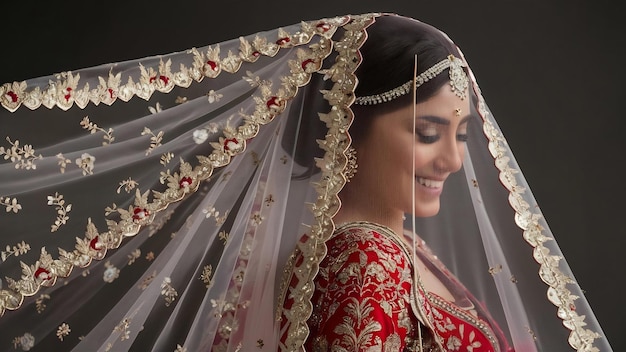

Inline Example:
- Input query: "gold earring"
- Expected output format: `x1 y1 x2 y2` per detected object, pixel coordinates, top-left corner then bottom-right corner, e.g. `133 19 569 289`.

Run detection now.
345 146 358 182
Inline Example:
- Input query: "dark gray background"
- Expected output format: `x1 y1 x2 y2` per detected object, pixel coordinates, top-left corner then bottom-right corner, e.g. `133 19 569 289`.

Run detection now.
1 0 622 350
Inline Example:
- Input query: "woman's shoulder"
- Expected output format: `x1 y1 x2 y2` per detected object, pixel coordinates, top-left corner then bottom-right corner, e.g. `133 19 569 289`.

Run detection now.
330 221 409 257
325 221 413 281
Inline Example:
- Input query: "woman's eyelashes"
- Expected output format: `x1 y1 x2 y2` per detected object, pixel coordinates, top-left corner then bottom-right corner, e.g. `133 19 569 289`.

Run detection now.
456 133 469 142
416 125 439 143
415 127 469 144
416 132 440 144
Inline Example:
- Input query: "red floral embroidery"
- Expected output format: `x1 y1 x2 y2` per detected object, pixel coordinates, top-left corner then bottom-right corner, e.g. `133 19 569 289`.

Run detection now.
266 96 282 111
5 91 18 103
276 37 290 46
179 176 193 189
223 138 239 151
301 59 315 70
90 236 102 250
281 225 508 351
283 228 417 350
428 295 496 352
132 207 149 221
205 60 219 71
34 267 51 280
316 22 331 32
149 75 169 85
107 88 115 99
64 87 72 102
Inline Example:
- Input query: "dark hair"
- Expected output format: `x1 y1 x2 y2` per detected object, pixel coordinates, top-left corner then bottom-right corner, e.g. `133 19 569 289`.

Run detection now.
283 14 469 173
350 15 464 145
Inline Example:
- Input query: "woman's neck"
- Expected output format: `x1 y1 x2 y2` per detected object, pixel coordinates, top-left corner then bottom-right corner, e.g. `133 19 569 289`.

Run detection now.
333 199 405 237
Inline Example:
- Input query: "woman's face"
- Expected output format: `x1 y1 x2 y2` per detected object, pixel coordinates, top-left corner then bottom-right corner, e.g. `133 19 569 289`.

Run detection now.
353 84 472 218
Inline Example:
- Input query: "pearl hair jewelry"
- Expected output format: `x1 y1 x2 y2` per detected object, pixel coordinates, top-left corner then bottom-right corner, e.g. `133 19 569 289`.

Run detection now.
354 55 469 105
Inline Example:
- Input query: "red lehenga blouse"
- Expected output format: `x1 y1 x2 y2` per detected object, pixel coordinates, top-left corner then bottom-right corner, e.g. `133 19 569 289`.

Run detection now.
280 221 514 351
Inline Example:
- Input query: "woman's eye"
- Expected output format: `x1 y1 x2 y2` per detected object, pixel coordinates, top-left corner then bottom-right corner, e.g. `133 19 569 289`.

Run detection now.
416 125 439 143
457 133 469 142
417 132 440 144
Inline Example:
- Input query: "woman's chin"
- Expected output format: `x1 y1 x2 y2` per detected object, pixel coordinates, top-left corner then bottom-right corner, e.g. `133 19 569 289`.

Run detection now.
407 202 440 218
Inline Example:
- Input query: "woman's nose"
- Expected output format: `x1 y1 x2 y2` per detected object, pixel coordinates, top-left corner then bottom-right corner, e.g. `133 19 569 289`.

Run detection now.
435 140 464 174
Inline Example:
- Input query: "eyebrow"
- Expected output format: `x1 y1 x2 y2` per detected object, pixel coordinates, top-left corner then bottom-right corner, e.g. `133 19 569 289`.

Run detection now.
418 114 473 125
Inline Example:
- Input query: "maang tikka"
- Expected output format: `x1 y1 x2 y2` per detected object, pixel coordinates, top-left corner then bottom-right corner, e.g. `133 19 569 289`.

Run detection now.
354 54 468 105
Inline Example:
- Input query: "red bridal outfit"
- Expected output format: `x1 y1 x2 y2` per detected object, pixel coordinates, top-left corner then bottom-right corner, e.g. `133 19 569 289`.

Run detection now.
281 222 512 351
0 12 612 352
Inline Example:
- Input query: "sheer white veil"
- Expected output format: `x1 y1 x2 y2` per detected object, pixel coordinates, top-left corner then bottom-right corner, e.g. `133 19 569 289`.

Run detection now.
0 13 612 351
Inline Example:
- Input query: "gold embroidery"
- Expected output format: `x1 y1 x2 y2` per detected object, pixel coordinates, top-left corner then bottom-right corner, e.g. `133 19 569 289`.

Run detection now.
49 71 81 110
159 170 172 184
160 277 177 307
148 102 162 114
12 333 35 350
56 323 71 341
127 249 141 265
279 14 377 350
200 265 213 288
47 192 71 232
243 70 271 88
174 344 187 352
160 152 174 166
116 178 139 194
138 271 157 290
35 294 50 313
201 205 229 226
1 240 30 262
250 212 263 226
97 71 121 106
116 189 152 225
113 318 131 341
80 116 115 145
203 205 218 218
0 196 21 214
428 288 500 351
1 81 27 112
218 231 229 244
0 15 346 324
141 127 164 155
192 129 210 144
103 261 120 283
488 264 502 276
302 224 417 350
207 89 223 103
0 137 42 170
75 153 96 175
56 153 71 173
475 75 602 350
525 326 537 341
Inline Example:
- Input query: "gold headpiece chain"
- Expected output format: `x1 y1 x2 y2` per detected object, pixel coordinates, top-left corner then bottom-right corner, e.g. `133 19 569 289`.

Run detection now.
354 54 468 105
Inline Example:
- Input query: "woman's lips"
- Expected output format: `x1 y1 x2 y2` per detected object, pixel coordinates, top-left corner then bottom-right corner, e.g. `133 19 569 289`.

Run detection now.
416 177 444 189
